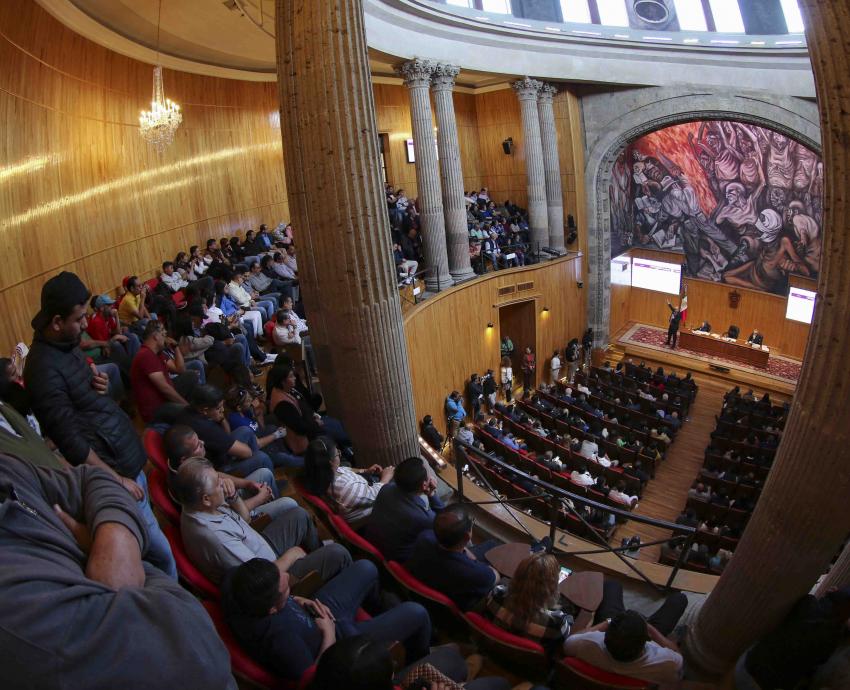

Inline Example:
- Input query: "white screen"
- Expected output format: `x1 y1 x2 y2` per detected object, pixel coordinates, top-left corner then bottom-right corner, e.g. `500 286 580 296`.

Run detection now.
631 258 682 295
786 287 816 324
610 254 632 286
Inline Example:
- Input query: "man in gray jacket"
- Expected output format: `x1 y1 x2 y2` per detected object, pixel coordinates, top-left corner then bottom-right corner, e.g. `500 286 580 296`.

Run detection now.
0 453 236 689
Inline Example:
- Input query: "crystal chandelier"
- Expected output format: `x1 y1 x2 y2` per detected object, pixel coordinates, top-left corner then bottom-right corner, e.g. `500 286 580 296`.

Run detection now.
139 1 181 152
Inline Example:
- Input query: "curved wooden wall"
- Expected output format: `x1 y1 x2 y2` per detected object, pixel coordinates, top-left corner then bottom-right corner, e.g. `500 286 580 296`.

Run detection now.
0 0 288 352
404 256 585 436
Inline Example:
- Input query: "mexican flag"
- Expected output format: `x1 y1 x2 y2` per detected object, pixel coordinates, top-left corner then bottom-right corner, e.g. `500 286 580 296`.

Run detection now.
679 295 688 324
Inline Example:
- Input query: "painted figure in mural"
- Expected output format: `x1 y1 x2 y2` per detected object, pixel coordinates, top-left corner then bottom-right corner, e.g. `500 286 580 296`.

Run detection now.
610 119 824 296
723 209 811 293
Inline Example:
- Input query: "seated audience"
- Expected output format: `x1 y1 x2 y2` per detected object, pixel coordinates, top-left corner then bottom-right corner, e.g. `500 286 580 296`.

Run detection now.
163 424 289 516
366 456 445 562
486 552 572 648
224 385 302 469
564 581 687 686
130 321 196 423
174 458 351 585
302 435 393 523
570 464 595 487
420 414 444 450
0 454 235 689
608 481 638 508
177 384 274 476
407 504 500 611
223 558 431 682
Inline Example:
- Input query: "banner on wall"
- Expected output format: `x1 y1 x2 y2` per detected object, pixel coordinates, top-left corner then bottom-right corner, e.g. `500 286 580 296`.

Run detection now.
609 120 823 296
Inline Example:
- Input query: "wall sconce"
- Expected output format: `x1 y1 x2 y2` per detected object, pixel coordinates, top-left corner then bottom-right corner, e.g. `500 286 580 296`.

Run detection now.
502 137 513 155
542 307 550 313
487 322 494 329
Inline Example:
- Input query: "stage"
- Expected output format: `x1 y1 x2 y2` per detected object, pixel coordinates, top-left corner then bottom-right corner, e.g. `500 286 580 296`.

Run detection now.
614 323 801 397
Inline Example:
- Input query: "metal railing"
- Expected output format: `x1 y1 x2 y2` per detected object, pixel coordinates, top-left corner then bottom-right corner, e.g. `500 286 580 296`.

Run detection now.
452 438 697 591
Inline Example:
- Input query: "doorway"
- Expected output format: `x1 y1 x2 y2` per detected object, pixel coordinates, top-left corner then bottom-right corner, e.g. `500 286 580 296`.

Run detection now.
499 300 537 392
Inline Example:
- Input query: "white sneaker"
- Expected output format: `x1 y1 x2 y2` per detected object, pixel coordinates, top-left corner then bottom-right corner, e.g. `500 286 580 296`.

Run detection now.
263 354 278 364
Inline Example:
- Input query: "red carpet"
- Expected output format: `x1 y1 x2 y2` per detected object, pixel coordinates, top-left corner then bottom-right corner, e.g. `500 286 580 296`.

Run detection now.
618 324 801 384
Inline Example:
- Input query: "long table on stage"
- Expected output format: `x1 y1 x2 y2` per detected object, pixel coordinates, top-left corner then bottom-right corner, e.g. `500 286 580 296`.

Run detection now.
679 331 770 368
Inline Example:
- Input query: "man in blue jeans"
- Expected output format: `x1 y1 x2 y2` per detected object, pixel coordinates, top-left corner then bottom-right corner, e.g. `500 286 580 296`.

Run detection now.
24 271 177 578
176 384 275 476
223 557 432 682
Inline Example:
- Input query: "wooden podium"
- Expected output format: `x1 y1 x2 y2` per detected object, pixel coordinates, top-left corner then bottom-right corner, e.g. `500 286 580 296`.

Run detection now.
679 331 770 368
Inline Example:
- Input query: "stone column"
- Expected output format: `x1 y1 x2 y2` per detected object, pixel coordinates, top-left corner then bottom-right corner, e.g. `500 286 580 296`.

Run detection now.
431 63 475 284
274 0 419 467
537 83 565 252
512 77 548 255
684 1 850 674
397 59 452 292
816 541 850 596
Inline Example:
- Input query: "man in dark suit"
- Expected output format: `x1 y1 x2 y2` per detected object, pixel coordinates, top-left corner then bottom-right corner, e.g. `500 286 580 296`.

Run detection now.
697 320 711 333
747 329 764 346
365 456 445 562
665 301 683 348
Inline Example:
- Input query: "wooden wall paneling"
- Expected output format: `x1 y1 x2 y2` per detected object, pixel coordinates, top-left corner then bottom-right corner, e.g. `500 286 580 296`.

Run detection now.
553 88 585 256
404 256 586 435
609 282 631 337
454 91 484 194
473 88 528 208
373 83 419 198
0 0 290 353
623 248 810 359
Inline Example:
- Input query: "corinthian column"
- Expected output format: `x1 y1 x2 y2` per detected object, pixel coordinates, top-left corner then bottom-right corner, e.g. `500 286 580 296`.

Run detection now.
537 83 565 252
431 63 475 284
397 59 452 292
684 1 850 674
274 0 419 467
512 77 548 255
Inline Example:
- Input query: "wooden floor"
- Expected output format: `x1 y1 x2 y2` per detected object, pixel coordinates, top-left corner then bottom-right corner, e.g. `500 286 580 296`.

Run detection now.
608 352 794 564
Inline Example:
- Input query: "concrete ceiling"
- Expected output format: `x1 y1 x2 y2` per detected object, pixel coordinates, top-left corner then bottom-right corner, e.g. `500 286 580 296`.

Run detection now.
48 0 511 88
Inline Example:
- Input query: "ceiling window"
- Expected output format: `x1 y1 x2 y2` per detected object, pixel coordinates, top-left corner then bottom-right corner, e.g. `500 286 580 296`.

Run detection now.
560 0 592 24
446 0 474 7
481 0 512 13
596 0 630 27
779 0 805 32
708 0 745 32
673 0 708 31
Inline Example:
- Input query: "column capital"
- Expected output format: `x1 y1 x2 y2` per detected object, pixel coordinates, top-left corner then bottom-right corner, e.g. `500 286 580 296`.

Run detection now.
431 63 460 91
396 59 436 88
537 83 558 103
512 76 543 100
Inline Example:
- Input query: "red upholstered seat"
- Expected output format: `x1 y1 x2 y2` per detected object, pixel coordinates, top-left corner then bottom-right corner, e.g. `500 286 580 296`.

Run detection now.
385 560 462 616
143 428 168 473
555 656 653 689
202 600 312 690
329 513 386 562
163 522 220 600
148 467 180 525
463 611 545 654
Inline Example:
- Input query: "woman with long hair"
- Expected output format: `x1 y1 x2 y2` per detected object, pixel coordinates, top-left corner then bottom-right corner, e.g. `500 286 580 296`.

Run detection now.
485 552 572 647
302 435 392 523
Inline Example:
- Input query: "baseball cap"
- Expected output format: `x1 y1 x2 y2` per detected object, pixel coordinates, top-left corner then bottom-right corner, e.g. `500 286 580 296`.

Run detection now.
94 294 115 309
31 271 91 331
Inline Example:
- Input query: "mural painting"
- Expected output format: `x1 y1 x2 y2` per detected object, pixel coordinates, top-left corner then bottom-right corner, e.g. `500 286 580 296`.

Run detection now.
609 120 823 295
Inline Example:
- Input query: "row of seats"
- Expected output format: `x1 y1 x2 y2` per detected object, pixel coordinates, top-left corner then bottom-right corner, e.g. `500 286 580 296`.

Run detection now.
575 370 691 417
145 427 650 689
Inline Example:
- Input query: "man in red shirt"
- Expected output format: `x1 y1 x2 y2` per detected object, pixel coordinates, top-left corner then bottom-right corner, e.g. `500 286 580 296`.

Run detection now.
87 294 140 357
130 321 199 423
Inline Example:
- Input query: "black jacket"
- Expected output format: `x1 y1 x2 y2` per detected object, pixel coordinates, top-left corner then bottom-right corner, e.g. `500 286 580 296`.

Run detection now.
24 333 146 478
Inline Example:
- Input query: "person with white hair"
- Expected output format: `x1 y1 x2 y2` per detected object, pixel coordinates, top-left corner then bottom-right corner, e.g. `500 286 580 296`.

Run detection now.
723 208 812 293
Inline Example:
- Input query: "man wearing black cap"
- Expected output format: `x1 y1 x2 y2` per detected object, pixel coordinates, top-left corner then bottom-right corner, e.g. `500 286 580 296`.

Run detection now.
24 271 177 578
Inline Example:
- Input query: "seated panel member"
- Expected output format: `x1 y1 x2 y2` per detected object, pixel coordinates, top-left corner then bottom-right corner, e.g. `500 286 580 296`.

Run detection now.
725 325 740 340
747 329 764 346
696 320 711 333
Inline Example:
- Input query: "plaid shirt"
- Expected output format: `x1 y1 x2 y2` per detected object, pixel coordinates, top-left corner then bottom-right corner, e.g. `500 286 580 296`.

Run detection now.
485 584 571 646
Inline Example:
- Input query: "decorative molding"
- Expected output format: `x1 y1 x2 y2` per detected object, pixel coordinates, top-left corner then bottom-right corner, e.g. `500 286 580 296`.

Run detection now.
537 83 557 102
395 58 436 88
512 76 543 100
431 62 460 91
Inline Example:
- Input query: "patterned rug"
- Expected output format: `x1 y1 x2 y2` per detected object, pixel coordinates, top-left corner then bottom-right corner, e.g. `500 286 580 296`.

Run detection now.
618 324 802 384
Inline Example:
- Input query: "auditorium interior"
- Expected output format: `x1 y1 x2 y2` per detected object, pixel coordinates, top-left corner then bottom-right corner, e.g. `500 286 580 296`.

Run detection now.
1 0 849 688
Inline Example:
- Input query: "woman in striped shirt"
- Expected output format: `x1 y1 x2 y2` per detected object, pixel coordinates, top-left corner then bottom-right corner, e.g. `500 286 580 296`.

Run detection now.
303 436 394 524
